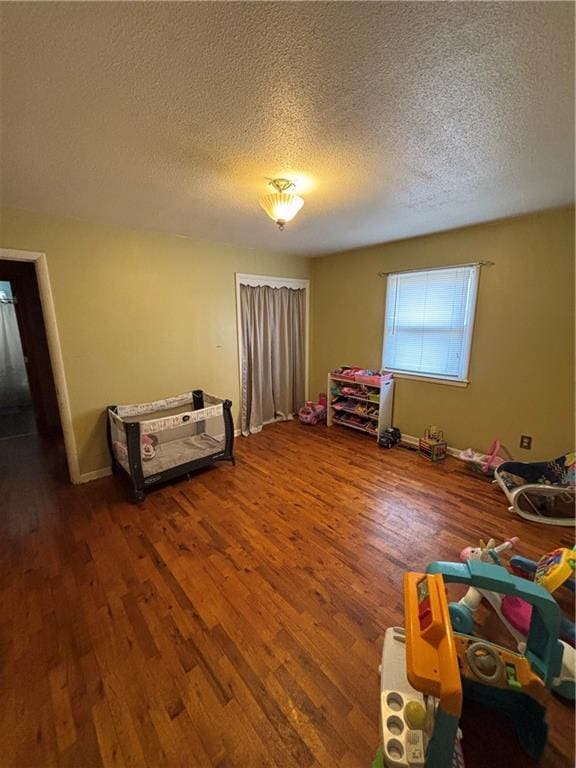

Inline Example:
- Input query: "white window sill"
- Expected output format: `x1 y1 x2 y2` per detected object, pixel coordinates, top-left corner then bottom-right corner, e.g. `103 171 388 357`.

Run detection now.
386 372 469 388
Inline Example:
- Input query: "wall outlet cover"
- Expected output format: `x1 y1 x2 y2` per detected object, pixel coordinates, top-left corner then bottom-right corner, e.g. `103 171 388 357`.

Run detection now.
520 435 532 450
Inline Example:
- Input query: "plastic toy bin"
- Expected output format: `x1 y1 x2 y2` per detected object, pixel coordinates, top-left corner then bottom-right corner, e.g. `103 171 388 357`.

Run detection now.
107 389 234 502
355 374 383 386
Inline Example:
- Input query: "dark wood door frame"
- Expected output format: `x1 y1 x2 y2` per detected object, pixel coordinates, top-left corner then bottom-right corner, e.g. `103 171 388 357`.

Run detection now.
0 248 78 484
0 259 62 436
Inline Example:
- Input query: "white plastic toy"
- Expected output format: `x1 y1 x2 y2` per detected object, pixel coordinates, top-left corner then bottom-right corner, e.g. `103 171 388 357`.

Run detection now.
379 627 429 766
378 627 464 767
451 538 526 650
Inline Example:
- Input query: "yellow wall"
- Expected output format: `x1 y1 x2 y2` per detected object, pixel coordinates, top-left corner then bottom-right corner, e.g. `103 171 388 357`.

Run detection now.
1 206 573 478
310 208 575 460
0 209 310 477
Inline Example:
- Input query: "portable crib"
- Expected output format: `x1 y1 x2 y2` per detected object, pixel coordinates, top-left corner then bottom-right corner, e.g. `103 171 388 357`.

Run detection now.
107 390 234 502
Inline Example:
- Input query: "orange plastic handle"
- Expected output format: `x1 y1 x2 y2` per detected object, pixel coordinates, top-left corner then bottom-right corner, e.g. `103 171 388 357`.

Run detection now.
404 572 463 717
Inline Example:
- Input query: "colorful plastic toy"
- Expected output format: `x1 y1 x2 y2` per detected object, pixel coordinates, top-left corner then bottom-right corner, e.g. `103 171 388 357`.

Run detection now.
452 537 525 648
427 559 564 760
298 397 327 425
456 541 575 641
419 427 447 463
452 540 575 699
459 536 519 566
378 573 465 767
459 439 510 476
508 548 575 645
511 547 576 595
377 549 571 766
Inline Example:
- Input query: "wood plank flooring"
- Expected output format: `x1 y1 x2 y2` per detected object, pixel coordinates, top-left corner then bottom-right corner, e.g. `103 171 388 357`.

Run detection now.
0 423 574 768
0 405 36 440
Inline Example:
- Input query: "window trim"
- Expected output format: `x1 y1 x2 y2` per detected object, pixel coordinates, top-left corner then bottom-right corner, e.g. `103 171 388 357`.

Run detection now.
382 264 480 385
386 371 470 388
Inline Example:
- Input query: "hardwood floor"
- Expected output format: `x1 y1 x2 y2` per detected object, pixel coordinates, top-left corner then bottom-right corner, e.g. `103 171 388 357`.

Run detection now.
0 405 36 440
0 423 574 768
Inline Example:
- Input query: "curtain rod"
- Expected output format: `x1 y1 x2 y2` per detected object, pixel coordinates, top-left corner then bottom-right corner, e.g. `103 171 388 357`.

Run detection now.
378 260 494 278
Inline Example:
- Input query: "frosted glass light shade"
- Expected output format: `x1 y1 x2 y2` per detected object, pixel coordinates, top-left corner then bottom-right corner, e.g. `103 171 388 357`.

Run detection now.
259 191 304 229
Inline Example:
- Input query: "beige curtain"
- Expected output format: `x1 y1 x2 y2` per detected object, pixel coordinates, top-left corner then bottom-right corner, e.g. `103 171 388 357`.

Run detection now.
240 284 306 436
0 300 31 408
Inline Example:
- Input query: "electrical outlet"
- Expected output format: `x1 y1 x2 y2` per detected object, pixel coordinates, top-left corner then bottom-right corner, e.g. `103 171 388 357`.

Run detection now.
520 435 532 450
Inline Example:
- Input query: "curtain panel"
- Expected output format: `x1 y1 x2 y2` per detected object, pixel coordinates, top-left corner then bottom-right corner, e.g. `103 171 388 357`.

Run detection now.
0 301 30 408
240 284 305 436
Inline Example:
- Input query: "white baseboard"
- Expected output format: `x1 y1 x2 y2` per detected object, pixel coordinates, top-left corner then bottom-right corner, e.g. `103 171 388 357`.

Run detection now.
77 466 112 484
400 433 419 448
237 414 295 437
76 431 463 484
401 432 462 458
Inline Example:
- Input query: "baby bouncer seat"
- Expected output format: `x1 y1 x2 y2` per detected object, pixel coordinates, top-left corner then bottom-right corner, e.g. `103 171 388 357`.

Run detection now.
494 453 575 527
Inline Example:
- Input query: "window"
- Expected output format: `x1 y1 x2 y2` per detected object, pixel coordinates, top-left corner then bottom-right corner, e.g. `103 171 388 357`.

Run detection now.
382 264 479 383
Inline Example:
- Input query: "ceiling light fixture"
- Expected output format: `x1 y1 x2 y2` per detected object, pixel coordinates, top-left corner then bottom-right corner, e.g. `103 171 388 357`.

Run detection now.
259 178 304 231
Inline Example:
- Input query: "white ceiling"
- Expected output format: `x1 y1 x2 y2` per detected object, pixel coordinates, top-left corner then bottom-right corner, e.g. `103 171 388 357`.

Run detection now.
0 2 574 256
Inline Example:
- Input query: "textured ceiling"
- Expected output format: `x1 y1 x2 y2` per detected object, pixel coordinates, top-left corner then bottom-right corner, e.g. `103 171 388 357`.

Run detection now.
0 2 574 255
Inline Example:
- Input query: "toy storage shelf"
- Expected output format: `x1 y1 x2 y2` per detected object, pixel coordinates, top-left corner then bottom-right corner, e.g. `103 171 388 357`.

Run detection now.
336 393 376 404
334 418 377 435
327 370 394 441
333 405 379 421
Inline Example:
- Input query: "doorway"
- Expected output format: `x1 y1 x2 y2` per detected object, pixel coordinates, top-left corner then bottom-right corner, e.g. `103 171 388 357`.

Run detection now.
0 260 62 440
0 280 36 438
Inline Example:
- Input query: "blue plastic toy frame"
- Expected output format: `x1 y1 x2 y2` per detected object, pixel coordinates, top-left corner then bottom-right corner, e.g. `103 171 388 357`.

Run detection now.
426 560 563 687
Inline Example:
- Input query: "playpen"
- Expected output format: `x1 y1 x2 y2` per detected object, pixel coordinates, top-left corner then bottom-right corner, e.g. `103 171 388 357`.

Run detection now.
107 389 234 501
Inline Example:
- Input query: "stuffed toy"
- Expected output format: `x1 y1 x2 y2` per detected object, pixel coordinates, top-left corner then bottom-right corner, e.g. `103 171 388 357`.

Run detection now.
113 441 128 462
113 435 158 461
141 434 158 460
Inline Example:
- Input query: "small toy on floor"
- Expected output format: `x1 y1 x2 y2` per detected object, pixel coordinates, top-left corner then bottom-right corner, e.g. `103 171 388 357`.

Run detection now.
378 427 401 449
298 394 327 425
419 426 447 462
459 439 510 477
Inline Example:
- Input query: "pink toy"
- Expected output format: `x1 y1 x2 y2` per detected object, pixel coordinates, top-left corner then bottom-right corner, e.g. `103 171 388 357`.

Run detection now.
459 537 574 644
114 435 159 462
501 596 532 636
299 399 327 425
141 433 158 460
459 439 510 476
480 440 504 472
455 537 529 652
113 441 128 462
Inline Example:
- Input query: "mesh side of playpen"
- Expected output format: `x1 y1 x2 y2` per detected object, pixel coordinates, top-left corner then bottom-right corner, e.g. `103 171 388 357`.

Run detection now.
114 392 227 478
109 410 130 473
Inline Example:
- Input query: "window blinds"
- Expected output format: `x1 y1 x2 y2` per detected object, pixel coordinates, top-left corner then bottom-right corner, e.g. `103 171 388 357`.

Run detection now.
382 265 479 381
